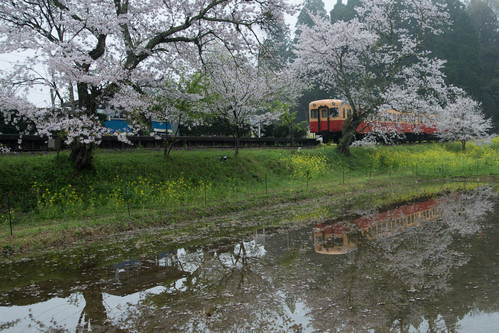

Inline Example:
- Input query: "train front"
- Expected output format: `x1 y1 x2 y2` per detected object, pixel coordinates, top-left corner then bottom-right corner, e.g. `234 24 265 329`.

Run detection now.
308 99 346 142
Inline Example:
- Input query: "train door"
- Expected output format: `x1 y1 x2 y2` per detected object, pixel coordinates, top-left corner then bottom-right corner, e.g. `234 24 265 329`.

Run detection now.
318 106 329 138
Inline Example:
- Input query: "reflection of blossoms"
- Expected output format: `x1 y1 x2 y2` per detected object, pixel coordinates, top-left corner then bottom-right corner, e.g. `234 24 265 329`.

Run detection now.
439 187 496 236
302 187 497 332
381 220 461 297
379 188 495 297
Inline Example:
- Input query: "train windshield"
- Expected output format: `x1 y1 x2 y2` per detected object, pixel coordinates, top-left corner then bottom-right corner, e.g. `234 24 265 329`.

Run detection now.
310 109 318 119
329 107 338 118
320 107 328 118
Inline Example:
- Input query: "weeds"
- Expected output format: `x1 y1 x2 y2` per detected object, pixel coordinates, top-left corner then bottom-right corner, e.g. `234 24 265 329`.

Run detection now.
0 141 498 227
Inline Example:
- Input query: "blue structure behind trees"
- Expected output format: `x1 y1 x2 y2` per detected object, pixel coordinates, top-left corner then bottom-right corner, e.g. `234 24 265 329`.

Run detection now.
103 119 170 134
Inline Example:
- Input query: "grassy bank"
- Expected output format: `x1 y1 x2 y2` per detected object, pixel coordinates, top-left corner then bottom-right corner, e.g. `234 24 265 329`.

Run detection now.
1 139 498 257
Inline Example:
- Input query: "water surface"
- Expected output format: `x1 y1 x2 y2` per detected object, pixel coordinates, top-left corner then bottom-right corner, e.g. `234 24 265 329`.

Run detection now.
1 187 498 332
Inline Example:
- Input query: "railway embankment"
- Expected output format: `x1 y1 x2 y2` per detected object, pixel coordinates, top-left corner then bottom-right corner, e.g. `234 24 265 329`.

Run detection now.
1 140 498 259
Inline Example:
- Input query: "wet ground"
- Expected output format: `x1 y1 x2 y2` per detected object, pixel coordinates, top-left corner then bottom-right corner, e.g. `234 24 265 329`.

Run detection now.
0 187 498 332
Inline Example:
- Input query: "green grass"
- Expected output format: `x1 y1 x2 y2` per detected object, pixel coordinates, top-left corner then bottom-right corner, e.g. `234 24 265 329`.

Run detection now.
0 138 498 256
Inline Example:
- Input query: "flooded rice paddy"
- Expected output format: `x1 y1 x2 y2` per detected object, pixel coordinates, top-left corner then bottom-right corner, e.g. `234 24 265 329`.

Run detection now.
0 187 498 332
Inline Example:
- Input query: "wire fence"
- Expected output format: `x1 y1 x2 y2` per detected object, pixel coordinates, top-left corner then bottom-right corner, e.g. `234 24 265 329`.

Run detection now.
1 159 498 237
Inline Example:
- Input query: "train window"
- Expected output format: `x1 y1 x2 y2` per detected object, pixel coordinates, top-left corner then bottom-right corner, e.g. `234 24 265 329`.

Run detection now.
321 109 328 118
348 109 352 117
342 109 345 118
329 107 339 117
311 109 318 119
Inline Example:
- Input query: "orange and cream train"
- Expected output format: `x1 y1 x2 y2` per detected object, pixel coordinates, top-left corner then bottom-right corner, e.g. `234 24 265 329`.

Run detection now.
309 99 437 143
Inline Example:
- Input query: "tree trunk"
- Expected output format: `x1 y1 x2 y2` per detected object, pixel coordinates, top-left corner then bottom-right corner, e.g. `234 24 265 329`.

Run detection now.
70 141 94 171
164 116 181 157
234 135 240 156
233 126 241 156
337 117 362 155
69 82 99 171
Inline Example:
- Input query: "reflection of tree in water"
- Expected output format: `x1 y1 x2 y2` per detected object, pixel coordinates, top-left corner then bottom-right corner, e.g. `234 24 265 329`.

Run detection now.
77 287 110 332
117 237 299 332
8 250 187 332
302 187 497 332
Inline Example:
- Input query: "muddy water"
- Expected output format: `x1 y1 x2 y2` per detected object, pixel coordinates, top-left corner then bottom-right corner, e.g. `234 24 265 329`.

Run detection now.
0 188 498 332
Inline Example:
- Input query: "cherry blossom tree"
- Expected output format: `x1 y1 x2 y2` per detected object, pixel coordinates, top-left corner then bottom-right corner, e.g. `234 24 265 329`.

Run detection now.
435 94 493 151
0 0 293 170
204 49 299 155
293 0 452 155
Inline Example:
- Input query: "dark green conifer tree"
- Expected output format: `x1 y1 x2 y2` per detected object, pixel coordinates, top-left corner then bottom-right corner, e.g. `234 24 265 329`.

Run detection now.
467 0 499 131
293 0 330 124
330 0 360 23
426 0 482 99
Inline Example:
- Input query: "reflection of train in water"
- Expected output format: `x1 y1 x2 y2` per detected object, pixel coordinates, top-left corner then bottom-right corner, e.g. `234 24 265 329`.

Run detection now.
314 198 442 255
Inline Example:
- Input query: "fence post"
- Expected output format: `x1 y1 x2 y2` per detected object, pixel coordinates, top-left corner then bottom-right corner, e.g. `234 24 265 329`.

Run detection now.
204 180 207 205
265 172 268 195
125 186 131 217
7 195 12 236
389 168 392 197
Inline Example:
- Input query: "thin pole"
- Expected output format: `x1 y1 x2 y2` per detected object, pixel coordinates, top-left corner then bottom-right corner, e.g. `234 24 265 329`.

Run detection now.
265 173 268 195
204 180 207 205
7 195 12 236
126 187 130 217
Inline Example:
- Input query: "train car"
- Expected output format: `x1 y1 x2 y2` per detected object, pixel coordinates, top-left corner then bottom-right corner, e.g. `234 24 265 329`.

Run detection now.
103 110 171 135
308 99 437 143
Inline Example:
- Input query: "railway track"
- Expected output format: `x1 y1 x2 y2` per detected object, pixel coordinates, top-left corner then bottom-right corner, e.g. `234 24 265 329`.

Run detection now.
0 134 319 152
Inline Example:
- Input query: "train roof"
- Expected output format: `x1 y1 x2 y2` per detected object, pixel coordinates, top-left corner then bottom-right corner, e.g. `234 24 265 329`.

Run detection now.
309 99 344 107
